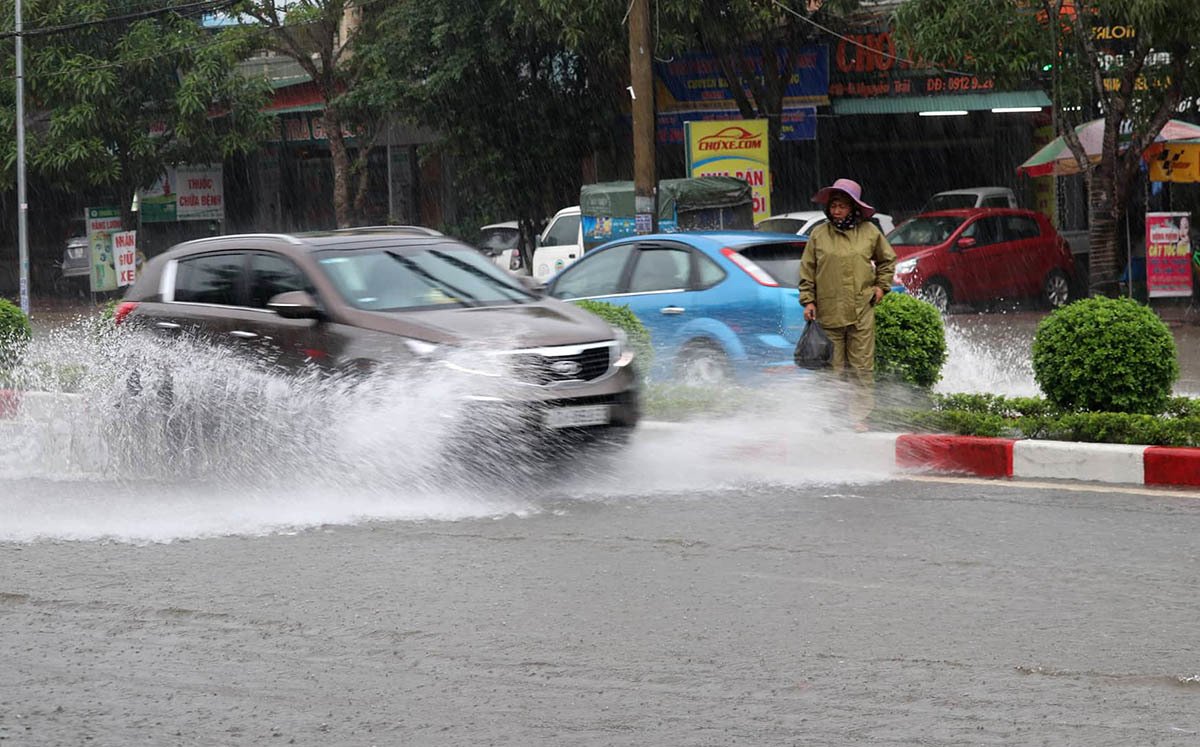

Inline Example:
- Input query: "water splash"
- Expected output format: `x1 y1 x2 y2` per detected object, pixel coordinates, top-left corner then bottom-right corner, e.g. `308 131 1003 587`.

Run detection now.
936 315 1038 396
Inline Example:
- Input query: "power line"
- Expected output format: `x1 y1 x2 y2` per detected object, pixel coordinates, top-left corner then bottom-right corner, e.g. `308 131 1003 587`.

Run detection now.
771 0 972 77
0 0 236 40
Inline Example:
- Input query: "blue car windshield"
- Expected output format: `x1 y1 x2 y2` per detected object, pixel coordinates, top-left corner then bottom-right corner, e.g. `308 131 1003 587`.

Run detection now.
316 245 533 310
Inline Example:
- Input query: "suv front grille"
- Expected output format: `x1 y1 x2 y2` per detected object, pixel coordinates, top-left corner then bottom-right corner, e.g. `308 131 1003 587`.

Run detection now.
510 343 613 385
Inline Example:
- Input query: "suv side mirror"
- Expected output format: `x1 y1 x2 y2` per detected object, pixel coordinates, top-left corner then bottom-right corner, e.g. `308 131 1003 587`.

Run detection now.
955 237 977 250
268 290 322 319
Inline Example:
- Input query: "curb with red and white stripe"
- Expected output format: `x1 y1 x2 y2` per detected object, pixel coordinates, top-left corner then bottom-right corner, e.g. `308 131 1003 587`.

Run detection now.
892 433 1200 488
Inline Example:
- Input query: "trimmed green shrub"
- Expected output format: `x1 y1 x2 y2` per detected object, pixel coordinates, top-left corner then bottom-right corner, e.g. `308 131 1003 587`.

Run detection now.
0 297 30 341
1032 296 1178 414
573 299 654 377
879 392 1200 448
0 297 31 373
874 291 947 388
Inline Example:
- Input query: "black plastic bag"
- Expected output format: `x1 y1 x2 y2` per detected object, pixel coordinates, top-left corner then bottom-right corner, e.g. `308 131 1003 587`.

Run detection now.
793 321 833 369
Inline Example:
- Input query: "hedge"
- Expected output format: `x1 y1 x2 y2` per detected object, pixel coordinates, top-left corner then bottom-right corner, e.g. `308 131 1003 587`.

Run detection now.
573 299 654 378
875 291 947 388
1032 296 1178 414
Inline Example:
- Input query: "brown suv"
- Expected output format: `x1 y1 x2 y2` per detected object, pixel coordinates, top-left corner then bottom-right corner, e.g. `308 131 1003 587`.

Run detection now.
114 229 640 442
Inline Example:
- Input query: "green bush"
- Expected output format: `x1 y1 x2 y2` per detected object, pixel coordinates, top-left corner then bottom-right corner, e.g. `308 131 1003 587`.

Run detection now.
0 297 31 373
874 291 947 388
574 299 654 377
1032 296 1178 414
878 392 1200 448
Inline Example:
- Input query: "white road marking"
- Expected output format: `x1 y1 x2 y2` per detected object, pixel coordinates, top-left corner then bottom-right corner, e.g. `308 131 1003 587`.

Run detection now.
899 473 1200 500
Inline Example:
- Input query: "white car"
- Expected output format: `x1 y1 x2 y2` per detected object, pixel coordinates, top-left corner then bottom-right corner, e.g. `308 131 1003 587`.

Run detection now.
923 187 1018 211
530 206 582 280
756 210 895 237
478 221 523 272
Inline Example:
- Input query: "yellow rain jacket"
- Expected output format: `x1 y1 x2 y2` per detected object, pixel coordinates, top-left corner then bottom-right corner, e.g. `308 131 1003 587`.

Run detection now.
798 221 897 328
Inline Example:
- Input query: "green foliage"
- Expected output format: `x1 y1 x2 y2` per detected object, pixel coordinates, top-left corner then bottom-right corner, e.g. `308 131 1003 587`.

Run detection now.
874 291 947 388
0 0 271 194
0 297 31 341
350 0 629 229
0 297 31 373
574 299 653 377
880 392 1200 448
1032 297 1178 414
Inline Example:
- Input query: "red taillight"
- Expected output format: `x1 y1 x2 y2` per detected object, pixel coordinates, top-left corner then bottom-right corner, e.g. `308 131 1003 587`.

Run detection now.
721 247 780 287
113 301 139 325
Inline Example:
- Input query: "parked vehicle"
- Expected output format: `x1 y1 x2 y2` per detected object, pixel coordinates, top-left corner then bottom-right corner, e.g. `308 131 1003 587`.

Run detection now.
544 230 810 383
531 176 755 281
478 221 524 272
531 206 583 280
923 187 1018 212
114 228 640 445
756 210 895 238
889 208 1075 313
61 235 90 281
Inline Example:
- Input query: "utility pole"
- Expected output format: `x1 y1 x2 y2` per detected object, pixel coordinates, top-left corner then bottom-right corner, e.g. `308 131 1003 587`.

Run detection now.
628 0 656 233
15 0 30 315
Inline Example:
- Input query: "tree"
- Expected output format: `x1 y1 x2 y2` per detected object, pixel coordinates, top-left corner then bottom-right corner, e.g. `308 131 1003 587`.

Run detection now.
349 0 625 263
531 0 862 212
893 0 1200 297
0 0 271 224
234 0 390 229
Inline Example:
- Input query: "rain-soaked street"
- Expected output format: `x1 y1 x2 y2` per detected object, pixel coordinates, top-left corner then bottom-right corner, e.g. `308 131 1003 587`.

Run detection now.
4 470 1200 746
2 308 1200 745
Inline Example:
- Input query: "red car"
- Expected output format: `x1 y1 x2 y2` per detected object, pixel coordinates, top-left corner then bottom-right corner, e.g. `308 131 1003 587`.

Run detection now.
889 208 1075 313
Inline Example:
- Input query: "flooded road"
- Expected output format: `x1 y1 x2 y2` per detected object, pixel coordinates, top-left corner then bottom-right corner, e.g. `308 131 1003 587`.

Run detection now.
3 305 1200 744
4 474 1200 745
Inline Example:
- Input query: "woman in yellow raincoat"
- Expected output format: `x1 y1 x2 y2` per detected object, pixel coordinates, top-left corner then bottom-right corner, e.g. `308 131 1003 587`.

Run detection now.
799 178 896 431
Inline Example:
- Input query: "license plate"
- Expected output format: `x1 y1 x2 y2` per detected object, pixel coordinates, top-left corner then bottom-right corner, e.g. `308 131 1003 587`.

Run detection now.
545 404 610 429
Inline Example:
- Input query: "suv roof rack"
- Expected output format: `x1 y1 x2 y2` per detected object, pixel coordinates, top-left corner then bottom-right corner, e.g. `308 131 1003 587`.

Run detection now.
330 225 444 236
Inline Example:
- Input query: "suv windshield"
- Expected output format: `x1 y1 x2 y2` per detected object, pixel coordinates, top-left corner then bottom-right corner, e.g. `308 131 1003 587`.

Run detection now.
317 244 533 310
889 216 966 247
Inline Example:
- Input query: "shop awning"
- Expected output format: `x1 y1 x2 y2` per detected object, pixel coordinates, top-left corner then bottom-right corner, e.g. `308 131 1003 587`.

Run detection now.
832 91 1051 115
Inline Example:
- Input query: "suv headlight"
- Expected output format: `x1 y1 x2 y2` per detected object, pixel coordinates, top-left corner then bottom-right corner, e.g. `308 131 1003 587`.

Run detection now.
895 258 919 274
612 327 635 368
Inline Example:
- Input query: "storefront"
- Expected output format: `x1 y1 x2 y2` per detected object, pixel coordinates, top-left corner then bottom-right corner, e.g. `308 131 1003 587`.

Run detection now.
820 24 1051 220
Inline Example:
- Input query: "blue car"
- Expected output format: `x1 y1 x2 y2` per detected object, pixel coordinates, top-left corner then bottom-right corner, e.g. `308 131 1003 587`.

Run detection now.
544 231 810 383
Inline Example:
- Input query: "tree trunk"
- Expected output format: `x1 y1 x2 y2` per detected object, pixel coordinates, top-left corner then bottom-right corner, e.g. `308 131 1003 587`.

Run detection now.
1087 162 1121 297
326 110 353 229
352 148 371 225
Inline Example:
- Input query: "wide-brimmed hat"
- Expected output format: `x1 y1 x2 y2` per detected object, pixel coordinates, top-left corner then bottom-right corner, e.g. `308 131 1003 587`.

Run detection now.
811 178 876 218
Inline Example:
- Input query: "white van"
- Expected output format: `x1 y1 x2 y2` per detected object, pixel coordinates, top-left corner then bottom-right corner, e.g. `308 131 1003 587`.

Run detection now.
924 187 1018 211
531 206 582 280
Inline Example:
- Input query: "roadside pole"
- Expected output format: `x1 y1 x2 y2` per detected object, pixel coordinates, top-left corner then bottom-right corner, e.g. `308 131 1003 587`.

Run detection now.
628 0 656 234
15 0 30 315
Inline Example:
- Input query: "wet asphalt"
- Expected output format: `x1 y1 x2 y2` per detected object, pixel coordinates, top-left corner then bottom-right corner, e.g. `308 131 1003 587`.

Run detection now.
3 476 1199 746
4 296 1200 745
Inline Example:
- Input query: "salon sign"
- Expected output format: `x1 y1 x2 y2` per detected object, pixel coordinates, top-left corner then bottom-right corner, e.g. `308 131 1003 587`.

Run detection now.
1146 212 1193 298
685 119 771 223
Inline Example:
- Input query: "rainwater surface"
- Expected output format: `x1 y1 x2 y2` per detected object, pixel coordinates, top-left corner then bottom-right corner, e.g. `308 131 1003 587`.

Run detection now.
0 309 1152 543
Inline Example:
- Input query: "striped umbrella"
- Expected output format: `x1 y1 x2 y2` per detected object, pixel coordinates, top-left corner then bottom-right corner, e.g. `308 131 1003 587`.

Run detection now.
1017 118 1200 177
